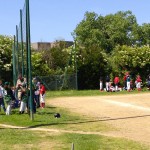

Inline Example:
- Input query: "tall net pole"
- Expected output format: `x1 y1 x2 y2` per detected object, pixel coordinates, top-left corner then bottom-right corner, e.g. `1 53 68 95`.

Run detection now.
26 0 34 120
13 35 17 86
20 9 25 77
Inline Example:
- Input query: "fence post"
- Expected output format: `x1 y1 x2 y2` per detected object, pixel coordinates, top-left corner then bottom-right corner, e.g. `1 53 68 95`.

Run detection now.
71 143 74 150
26 0 34 121
20 9 24 77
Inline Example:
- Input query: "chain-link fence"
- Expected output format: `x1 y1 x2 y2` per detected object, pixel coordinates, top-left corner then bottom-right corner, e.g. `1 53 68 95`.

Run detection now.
36 73 77 90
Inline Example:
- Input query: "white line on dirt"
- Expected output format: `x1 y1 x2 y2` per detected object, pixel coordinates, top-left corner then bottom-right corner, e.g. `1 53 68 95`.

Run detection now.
104 100 150 112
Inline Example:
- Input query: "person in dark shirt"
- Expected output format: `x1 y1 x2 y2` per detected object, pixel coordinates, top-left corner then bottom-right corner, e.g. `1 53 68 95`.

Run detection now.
3 82 15 115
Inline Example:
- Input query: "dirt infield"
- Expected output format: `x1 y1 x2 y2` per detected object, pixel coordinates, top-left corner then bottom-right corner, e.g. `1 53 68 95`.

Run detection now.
48 93 150 145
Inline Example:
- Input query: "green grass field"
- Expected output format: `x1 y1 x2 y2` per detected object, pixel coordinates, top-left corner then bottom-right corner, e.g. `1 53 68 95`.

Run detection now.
46 89 150 98
0 90 150 149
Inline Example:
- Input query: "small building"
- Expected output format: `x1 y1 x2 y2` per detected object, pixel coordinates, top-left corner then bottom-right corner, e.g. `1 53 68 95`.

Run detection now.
31 42 51 50
31 41 73 51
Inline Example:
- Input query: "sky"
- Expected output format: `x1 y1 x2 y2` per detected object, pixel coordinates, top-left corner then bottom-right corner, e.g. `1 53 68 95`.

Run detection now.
0 0 149 42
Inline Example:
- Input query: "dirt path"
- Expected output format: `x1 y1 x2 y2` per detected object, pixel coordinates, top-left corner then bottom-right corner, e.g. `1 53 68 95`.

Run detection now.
48 93 150 145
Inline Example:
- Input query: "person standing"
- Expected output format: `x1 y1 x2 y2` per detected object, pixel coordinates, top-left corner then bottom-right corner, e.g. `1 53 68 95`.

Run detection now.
114 75 120 91
33 78 40 108
19 84 28 114
99 77 103 91
105 75 110 92
136 75 142 91
126 75 131 92
0 80 6 112
39 82 46 108
16 74 25 105
3 82 15 115
147 74 150 90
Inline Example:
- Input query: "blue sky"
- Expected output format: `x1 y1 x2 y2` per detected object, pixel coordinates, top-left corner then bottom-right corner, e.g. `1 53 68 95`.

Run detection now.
0 0 149 42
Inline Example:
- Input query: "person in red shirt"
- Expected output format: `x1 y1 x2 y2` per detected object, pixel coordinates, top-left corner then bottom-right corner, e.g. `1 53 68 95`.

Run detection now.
114 76 120 91
136 75 142 91
39 82 46 108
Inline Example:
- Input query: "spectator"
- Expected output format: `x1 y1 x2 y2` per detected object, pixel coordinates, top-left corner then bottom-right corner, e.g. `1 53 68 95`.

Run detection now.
105 75 110 92
114 75 120 91
39 82 46 108
147 74 150 90
3 82 15 115
0 80 6 112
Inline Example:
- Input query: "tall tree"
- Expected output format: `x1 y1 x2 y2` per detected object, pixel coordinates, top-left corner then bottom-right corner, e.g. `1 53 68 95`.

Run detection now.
74 11 138 53
0 35 13 81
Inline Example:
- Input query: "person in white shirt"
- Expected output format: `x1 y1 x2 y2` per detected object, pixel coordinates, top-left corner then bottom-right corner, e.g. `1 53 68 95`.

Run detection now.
0 80 6 112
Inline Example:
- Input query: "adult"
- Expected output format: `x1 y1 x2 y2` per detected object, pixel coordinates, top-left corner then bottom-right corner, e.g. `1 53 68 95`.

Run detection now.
16 74 25 104
19 84 28 114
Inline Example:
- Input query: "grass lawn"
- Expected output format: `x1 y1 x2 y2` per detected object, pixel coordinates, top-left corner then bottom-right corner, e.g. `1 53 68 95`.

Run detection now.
0 90 149 149
46 89 150 98
0 128 148 150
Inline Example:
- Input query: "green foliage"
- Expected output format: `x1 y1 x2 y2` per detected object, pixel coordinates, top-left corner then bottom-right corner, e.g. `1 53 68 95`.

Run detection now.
74 11 138 53
31 52 52 76
0 35 13 80
111 45 150 80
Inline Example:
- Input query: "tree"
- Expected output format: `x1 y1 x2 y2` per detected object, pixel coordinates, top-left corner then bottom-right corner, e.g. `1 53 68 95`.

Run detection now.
111 45 150 82
0 35 13 81
41 41 69 74
73 11 138 53
31 52 52 76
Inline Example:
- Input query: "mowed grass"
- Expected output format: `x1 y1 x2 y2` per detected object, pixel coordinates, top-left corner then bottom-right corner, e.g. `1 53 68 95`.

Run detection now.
0 128 149 150
46 89 150 98
0 106 114 132
0 90 150 149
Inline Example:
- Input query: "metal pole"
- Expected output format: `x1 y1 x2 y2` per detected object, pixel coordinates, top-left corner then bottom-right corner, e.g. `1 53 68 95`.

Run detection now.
71 143 74 150
13 35 16 86
16 25 19 78
74 40 78 90
26 0 34 121
20 9 24 77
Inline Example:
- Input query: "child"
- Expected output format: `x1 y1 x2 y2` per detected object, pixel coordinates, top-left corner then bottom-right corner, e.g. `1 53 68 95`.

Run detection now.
0 80 6 112
105 75 110 92
114 76 120 91
39 82 46 108
136 75 142 91
109 82 115 92
3 82 15 115
99 78 103 91
126 75 131 92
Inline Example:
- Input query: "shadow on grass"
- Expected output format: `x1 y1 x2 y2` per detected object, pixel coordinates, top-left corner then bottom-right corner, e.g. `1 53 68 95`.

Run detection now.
27 114 150 129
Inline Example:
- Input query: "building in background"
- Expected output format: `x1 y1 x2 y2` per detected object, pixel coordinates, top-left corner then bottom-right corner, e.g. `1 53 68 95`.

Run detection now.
31 41 73 51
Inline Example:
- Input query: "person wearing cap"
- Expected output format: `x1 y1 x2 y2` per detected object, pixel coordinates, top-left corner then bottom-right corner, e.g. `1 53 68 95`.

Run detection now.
33 78 40 108
3 82 15 115
39 82 46 108
16 74 25 104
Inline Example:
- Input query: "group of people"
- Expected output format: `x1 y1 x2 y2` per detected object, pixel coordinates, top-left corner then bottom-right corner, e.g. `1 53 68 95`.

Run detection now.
99 73 150 92
0 74 46 115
